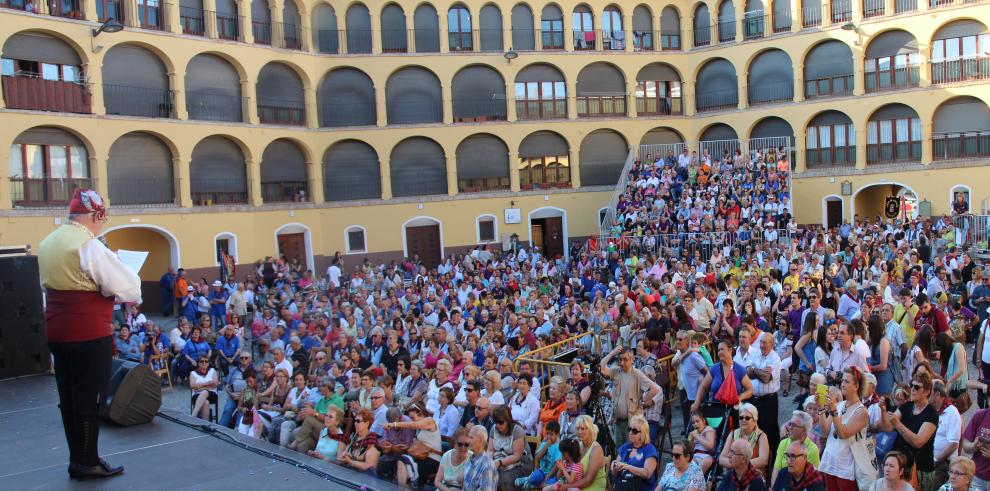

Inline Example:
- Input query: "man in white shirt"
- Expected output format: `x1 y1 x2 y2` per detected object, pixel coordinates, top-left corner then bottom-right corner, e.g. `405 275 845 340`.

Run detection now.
326 261 342 288
748 334 782 466
734 329 759 367
273 347 294 376
931 380 962 489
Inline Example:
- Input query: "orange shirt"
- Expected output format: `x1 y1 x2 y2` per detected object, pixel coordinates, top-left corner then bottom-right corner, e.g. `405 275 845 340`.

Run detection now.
174 277 189 299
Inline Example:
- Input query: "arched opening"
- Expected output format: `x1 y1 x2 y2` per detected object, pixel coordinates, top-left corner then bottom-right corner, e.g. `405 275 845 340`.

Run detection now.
346 3 373 53
318 68 376 127
693 3 711 47
771 0 791 32
639 127 685 160
580 129 628 186
107 132 175 206
806 110 856 168
804 40 854 99
453 65 506 122
852 183 918 222
479 4 503 52
101 44 172 118
323 140 381 201
748 49 793 105
256 62 305 126
695 58 738 112
636 63 682 115
279 0 302 49
699 123 740 162
390 137 447 197
189 136 247 205
528 207 568 260
743 0 765 40
1 31 89 113
576 62 626 117
717 0 736 43
865 30 920 92
260 139 308 203
386 66 442 124
456 134 510 192
632 5 653 51
950 185 971 215
572 5 595 50
250 0 272 45
414 4 440 53
750 116 795 167
344 225 367 254
275 223 314 272
519 130 570 189
660 6 681 49
312 3 338 53
381 4 408 53
476 214 498 243
214 0 239 40
101 225 180 314
515 63 566 120
511 3 535 50
179 0 206 36
601 5 624 50
185 53 242 122
931 20 989 85
540 5 564 50
403 216 443 267
822 195 843 228
866 103 921 164
448 4 473 51
9 126 90 207
932 96 990 161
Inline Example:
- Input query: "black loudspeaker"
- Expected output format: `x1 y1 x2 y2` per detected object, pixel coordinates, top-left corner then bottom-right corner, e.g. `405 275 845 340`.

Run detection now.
102 359 162 426
0 255 50 379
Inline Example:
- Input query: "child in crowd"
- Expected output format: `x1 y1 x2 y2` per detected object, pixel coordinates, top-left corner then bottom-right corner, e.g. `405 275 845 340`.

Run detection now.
517 421 562 489
545 438 584 491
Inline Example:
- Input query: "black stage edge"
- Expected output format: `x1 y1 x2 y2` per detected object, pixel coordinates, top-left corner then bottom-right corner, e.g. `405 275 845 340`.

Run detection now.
0 375 403 491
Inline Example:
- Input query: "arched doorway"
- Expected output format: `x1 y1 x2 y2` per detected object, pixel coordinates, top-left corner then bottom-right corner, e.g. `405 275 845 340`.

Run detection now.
100 225 180 314
822 195 843 228
528 207 568 260
403 217 443 267
275 223 314 272
851 182 919 222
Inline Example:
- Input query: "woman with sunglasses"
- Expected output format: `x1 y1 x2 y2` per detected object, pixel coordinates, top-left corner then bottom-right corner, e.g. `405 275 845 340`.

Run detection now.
718 403 769 478
339 408 380 476
435 428 471 491
308 405 346 463
489 405 533 490
880 371 938 490
658 439 705 491
819 367 871 491
189 356 219 420
387 401 442 488
610 415 659 491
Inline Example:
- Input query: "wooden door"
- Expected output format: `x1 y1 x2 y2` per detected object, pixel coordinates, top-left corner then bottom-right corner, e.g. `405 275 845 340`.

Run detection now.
826 200 842 229
544 216 564 259
406 225 441 268
531 223 544 249
278 233 306 267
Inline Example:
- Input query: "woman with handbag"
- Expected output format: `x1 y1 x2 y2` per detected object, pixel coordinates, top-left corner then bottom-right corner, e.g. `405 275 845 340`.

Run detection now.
880 371 938 491
386 401 442 488
610 416 659 491
819 367 873 491
690 340 754 415
489 405 533 490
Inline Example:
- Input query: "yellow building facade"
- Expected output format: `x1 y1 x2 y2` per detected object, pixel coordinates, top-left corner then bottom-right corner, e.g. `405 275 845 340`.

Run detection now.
1 0 989 304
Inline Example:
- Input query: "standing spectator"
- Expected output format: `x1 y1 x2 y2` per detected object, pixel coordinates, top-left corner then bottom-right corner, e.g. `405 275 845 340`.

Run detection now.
599 346 660 442
174 268 189 316
673 331 708 433
219 352 253 428
962 406 990 490
208 280 228 330
748 332 781 465
880 370 938 490
819 367 871 491
931 380 962 489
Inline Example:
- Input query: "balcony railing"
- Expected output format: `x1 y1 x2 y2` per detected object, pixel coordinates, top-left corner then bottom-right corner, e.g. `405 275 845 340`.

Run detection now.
191 179 249 205
831 0 852 22
748 80 794 105
458 177 510 193
932 131 990 160
660 31 681 50
137 1 168 31
894 0 918 13
865 64 920 92
636 96 682 116
215 12 240 41
180 6 205 35
806 146 856 167
448 31 474 52
275 21 302 50
103 84 175 118
315 29 340 53
802 5 822 28
47 0 83 19
573 30 596 50
931 56 990 84
261 181 307 203
0 0 31 12
717 20 736 43
186 91 243 122
319 102 376 127
257 98 305 126
252 20 272 45
11 177 92 208
576 95 626 118
866 140 921 164
696 89 738 112
804 74 854 99
97 0 123 22
108 178 175 207
381 29 411 52
863 0 886 17
479 29 503 52
2 74 91 114
693 25 711 47
773 12 792 33
743 14 767 40
632 30 654 51
515 98 567 120
452 99 507 122
386 101 443 125
929 0 978 9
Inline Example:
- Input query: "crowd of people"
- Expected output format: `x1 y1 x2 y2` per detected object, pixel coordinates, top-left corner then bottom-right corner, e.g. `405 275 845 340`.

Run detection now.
105 148 990 491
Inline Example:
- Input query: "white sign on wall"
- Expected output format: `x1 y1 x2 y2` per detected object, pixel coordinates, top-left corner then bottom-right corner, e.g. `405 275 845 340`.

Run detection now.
504 208 521 224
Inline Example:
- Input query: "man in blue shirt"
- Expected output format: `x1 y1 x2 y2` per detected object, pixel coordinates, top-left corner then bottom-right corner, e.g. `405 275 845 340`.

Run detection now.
673 331 708 434
219 352 252 428
208 280 228 330
215 324 241 376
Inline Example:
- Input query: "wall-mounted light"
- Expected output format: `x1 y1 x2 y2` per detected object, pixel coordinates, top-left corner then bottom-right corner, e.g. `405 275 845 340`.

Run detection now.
841 180 853 196
503 48 518 63
840 21 858 31
92 18 124 37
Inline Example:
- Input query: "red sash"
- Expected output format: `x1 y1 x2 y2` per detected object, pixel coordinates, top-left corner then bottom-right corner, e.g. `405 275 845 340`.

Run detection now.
45 289 114 342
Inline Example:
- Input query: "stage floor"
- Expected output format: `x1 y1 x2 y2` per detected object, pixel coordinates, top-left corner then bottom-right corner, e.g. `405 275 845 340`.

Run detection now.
0 374 401 490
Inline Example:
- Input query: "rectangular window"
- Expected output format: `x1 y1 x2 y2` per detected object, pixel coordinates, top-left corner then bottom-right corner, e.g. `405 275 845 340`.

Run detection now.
215 238 230 263
24 145 44 178
70 146 88 177
61 65 79 83
49 146 69 178
347 230 366 252
41 63 60 81
9 144 23 178
805 127 817 148
479 219 495 242
1 58 13 76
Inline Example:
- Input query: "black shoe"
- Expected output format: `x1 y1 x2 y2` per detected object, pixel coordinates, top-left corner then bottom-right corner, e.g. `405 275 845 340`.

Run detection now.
69 459 124 480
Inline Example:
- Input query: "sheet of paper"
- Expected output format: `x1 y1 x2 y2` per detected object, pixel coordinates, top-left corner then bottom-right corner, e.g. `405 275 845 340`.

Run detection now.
117 250 149 274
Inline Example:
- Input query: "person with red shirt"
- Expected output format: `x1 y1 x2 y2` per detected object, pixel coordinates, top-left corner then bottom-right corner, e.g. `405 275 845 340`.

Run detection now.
915 293 950 335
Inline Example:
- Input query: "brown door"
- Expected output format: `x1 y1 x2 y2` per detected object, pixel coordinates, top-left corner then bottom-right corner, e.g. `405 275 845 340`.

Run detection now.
826 200 842 229
531 224 544 250
278 233 306 267
406 225 441 268
544 217 564 259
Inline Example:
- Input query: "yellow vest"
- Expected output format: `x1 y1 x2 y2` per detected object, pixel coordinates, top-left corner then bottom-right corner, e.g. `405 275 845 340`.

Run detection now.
39 224 99 292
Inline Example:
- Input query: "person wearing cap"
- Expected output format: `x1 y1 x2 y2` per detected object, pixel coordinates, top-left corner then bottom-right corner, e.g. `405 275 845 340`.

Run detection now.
208 280 229 332
39 188 141 480
180 284 198 323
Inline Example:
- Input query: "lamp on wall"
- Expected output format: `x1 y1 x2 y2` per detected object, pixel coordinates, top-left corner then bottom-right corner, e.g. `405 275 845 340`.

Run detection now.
503 48 519 63
840 21 858 31
841 180 853 196
92 18 125 37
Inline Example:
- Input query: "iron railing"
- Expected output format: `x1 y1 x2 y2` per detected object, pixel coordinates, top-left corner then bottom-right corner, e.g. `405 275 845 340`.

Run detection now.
180 6 205 36
637 143 686 161
865 62 921 92
479 29 503 52
773 12 792 33
748 80 794 105
215 12 240 41
895 0 918 13
47 0 83 18
261 181 307 203
717 20 736 43
693 25 711 47
932 131 990 160
452 99 508 122
636 96 682 116
319 102 377 127
386 101 443 125
831 0 852 22
804 74 854 99
191 179 249 205
866 140 922 164
257 98 305 126
108 178 175 207
97 0 123 22
863 0 886 17
458 177 511 193
515 98 567 120
599 149 636 234
743 13 767 40
576 95 626 117
186 92 243 122
595 229 793 262
103 84 175 118
806 146 857 167
931 56 990 84
137 0 168 31
695 89 738 112
802 5 822 27
11 177 92 208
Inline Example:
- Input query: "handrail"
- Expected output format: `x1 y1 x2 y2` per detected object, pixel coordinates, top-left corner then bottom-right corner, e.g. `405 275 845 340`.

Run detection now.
599 148 636 236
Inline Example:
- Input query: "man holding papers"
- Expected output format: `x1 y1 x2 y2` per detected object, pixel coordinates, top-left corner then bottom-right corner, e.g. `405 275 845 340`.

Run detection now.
38 188 141 481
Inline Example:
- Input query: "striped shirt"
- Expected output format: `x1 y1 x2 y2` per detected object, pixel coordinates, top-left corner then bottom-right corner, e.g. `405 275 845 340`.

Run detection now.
750 349 782 396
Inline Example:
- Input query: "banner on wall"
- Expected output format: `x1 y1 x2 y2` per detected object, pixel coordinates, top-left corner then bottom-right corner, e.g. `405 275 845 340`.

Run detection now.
885 196 901 219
